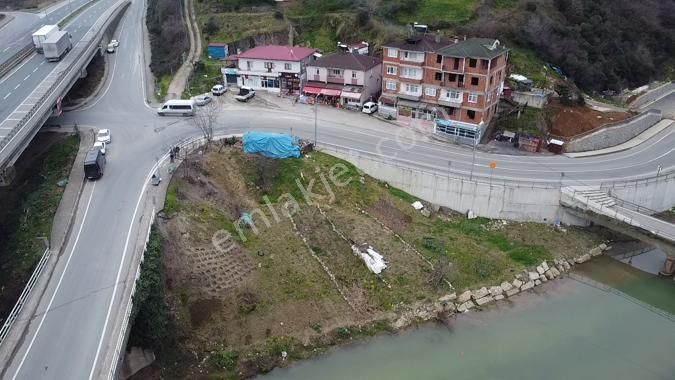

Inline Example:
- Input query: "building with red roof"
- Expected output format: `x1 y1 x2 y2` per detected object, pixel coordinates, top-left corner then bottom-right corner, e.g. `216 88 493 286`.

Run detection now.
233 45 319 94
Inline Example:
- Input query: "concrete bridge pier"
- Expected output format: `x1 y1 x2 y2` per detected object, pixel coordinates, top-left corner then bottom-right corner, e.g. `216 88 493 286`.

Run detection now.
0 165 16 186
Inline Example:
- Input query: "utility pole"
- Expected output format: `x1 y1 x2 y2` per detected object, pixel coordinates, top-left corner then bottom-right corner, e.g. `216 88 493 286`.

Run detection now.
657 164 662 177
469 137 477 181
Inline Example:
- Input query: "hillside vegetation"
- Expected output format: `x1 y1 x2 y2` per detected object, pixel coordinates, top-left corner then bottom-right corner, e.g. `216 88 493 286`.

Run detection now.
190 0 675 92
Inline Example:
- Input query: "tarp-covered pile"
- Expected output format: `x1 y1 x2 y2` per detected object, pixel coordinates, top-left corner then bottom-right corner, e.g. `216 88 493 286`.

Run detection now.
243 131 301 159
351 244 387 274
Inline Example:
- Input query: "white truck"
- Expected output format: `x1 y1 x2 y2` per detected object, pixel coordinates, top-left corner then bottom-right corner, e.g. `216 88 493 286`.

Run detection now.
32 24 60 53
43 31 72 62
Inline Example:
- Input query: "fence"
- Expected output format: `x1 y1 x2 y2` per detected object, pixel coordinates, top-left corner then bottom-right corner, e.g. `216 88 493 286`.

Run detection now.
0 44 35 79
0 247 50 346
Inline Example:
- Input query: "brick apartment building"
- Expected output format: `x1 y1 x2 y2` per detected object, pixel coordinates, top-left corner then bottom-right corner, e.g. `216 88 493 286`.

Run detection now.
380 35 509 144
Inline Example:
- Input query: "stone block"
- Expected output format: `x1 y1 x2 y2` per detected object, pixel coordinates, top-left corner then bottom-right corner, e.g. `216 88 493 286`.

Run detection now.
420 209 431 218
540 276 547 283
575 254 591 264
472 287 489 300
541 261 549 271
475 296 494 306
512 279 523 288
535 279 542 286
506 287 520 297
528 272 540 281
489 286 503 297
536 265 545 275
590 247 603 257
500 281 513 292
495 294 505 301
599 243 608 251
545 270 554 280
562 261 571 271
550 267 561 277
521 281 535 291
457 301 475 312
457 290 472 303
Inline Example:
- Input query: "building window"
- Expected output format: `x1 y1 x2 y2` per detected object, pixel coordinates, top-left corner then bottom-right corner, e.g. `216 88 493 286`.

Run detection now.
454 58 459 70
403 51 421 61
469 58 477 68
404 83 420 94
386 65 397 75
264 62 274 70
467 110 476 119
387 48 398 58
425 87 437 97
246 61 252 70
316 68 320 75
332 69 341 76
261 78 280 88
481 59 489 69
471 77 479 86
352 71 357 79
284 63 292 70
498 70 502 80
468 94 478 103
386 80 397 90
445 90 461 101
448 73 457 82
490 75 493 85
401 67 421 79
446 107 455 115
436 54 442 63
434 72 442 81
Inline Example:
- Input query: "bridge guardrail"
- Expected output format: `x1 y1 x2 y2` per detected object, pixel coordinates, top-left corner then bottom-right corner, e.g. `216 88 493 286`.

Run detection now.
0 44 35 80
0 0 130 161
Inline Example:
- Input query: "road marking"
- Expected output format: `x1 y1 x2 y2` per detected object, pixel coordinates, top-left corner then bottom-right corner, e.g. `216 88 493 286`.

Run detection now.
88 159 162 380
3 93 10 100
11 183 97 380
24 75 30 81
33 67 38 73
40 61 45 66
14 84 20 90
2 47 9 53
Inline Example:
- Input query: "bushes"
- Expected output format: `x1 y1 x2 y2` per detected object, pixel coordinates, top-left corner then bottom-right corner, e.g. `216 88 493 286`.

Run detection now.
146 0 188 78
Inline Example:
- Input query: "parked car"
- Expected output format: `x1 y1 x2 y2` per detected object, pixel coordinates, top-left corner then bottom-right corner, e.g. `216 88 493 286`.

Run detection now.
235 86 255 102
97 129 111 144
93 141 107 155
106 43 115 53
362 101 378 114
110 39 119 47
211 84 227 96
191 94 212 106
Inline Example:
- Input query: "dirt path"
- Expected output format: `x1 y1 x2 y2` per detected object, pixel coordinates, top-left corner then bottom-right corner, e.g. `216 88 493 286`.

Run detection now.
166 0 201 99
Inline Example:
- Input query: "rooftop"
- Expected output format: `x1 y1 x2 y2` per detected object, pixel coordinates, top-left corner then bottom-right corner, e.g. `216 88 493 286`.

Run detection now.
236 45 318 61
308 53 382 71
383 34 454 52
438 38 508 60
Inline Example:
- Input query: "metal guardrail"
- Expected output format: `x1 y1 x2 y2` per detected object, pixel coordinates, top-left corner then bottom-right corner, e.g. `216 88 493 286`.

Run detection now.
0 247 50 346
0 44 35 79
0 0 130 160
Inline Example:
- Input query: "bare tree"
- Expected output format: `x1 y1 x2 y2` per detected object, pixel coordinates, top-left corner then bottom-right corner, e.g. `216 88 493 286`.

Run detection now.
190 100 218 150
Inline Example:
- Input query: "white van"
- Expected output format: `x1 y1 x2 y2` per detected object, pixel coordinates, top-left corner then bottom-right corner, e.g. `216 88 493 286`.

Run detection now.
157 99 196 116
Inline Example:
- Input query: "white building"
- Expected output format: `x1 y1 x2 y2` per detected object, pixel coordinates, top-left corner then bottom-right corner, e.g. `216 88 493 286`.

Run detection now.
304 53 382 107
234 45 318 94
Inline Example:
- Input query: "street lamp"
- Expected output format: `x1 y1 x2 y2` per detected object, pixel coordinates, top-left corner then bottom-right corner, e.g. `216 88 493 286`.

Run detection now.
657 164 663 177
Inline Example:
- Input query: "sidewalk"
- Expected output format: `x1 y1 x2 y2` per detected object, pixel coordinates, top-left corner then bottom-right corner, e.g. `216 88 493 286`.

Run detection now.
166 0 200 99
565 119 674 158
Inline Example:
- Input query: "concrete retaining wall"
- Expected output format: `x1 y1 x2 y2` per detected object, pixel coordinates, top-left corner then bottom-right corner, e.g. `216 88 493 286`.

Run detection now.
564 110 662 153
631 82 675 110
323 148 675 226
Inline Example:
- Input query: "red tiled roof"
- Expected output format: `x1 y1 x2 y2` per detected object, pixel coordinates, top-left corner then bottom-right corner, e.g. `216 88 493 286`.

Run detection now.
236 45 318 61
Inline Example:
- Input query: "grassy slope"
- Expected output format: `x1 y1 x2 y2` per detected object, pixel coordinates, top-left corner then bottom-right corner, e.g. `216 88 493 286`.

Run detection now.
398 0 479 25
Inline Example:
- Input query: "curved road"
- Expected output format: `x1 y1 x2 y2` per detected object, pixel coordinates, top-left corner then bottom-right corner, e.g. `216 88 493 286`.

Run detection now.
1 0 675 377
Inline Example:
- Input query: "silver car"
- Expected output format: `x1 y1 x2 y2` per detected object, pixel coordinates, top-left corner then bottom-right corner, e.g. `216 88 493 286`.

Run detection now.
192 94 213 106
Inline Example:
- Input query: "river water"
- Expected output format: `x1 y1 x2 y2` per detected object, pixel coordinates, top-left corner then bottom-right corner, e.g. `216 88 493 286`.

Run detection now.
262 256 675 380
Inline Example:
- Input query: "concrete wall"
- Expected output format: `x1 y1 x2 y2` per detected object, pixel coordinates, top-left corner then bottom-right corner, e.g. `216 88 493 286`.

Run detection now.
564 109 662 153
321 147 675 226
511 90 550 109
631 81 675 110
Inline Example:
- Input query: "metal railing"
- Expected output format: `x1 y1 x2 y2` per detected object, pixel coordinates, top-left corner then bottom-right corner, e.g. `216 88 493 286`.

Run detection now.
0 44 35 79
0 247 50 346
0 0 130 159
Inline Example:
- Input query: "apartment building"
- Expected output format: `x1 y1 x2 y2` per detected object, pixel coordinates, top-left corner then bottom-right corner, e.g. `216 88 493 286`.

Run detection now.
381 36 509 144
304 52 382 106
234 45 318 94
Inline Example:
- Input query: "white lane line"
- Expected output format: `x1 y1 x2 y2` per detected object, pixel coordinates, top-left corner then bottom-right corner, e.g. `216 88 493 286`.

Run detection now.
33 67 38 73
3 93 10 100
14 84 20 90
88 159 162 380
40 61 45 66
2 47 9 53
11 183 97 380
24 75 30 81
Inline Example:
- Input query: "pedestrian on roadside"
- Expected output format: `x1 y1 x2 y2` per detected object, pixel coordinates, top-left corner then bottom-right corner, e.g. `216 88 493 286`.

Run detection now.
170 150 174 163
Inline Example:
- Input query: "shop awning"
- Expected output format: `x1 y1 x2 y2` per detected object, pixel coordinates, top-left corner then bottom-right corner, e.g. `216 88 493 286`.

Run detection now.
303 86 322 95
320 88 341 97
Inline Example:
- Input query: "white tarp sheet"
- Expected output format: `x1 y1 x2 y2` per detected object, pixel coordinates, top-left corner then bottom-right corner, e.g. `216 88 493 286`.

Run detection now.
351 245 387 274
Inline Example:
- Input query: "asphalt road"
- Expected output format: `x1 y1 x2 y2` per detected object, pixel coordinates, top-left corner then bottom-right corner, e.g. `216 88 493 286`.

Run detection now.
650 91 675 119
0 0 116 127
1 0 675 377
0 0 94 64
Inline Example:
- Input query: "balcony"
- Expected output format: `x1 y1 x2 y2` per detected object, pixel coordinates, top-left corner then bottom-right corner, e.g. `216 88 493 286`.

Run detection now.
398 92 422 101
438 97 463 107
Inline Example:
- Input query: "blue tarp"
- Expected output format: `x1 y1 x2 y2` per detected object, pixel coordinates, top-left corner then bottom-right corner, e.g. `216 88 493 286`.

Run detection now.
243 132 301 159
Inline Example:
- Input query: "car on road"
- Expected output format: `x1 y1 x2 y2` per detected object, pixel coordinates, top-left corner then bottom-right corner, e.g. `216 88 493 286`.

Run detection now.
106 43 115 53
362 101 378 114
211 84 227 96
97 129 111 144
93 141 107 155
235 86 255 102
110 39 119 47
191 94 213 106
157 99 196 116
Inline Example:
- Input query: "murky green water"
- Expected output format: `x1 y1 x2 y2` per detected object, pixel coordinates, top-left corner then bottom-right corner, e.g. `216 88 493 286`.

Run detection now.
262 256 675 380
